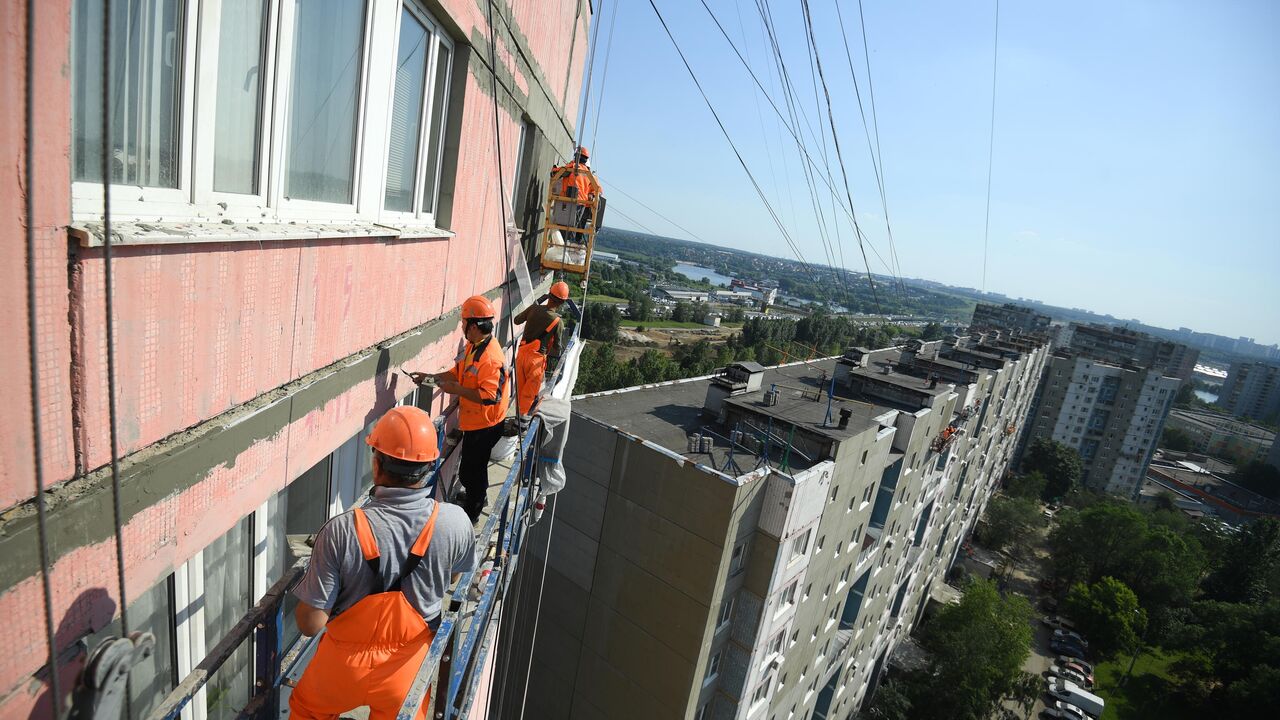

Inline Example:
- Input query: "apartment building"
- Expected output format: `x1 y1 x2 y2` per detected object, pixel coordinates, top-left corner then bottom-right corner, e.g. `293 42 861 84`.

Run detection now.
1025 354 1180 498
1218 361 1280 424
1164 408 1274 465
969 302 1052 336
1 0 590 717
1059 323 1199 384
499 335 1049 720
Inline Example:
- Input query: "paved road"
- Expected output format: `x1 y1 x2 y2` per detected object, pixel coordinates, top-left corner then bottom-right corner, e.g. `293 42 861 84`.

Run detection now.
992 524 1057 719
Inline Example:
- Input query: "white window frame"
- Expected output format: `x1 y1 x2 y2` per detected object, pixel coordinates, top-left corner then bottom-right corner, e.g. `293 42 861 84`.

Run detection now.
704 651 721 686
717 595 735 631
377 1 455 225
71 0 456 230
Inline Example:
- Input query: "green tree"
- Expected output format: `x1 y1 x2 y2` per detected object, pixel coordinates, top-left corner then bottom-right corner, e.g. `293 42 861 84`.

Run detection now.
627 294 653 322
1234 461 1280 501
1004 672 1042 720
914 579 1034 720
978 496 1042 552
1003 471 1046 500
921 322 948 341
1160 426 1195 452
865 676 914 720
1226 663 1280 716
1021 438 1082 500
1203 518 1280 604
1063 576 1146 659
581 303 620 342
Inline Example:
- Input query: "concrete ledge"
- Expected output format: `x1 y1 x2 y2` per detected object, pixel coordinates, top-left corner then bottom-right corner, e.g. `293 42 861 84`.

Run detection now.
68 220 455 248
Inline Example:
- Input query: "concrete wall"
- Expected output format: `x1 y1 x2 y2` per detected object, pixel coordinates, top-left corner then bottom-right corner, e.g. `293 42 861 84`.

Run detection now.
0 0 589 715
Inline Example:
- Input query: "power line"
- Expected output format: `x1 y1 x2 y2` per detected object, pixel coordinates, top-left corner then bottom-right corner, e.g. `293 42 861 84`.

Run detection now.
589 0 620 154
800 0 882 314
982 0 1000 292
695 0 896 278
598 178 711 245
834 0 904 291
646 0 815 282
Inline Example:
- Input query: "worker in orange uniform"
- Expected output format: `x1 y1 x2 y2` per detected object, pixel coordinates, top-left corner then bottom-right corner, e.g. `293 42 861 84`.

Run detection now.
513 281 578 416
550 146 599 243
432 295 510 522
289 406 477 720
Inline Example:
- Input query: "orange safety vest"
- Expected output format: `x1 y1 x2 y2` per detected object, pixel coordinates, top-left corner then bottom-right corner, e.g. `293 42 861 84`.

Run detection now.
288 504 440 720
552 162 595 202
515 316 561 416
452 336 509 431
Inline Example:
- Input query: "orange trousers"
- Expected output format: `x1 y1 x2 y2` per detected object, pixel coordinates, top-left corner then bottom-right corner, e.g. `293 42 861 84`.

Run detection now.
516 339 548 416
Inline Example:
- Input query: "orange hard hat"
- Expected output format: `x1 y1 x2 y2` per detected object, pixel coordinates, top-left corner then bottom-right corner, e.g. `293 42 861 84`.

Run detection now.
366 406 439 462
550 281 571 300
576 145 590 159
461 295 495 320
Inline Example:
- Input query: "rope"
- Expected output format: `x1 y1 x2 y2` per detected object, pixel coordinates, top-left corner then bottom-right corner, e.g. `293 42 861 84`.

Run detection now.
25 0 61 714
516 493 557 719
588 0 620 155
982 0 1001 292
101 0 131 643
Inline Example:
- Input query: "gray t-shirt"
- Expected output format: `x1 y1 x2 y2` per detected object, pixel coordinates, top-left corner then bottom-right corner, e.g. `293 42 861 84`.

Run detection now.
293 486 477 620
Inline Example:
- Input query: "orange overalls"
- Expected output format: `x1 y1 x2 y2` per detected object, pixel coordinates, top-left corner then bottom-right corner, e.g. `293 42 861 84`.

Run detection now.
288 505 440 720
516 315 561 416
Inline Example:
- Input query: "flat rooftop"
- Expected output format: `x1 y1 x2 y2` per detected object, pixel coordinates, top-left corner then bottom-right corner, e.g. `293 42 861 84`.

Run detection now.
574 360 893 474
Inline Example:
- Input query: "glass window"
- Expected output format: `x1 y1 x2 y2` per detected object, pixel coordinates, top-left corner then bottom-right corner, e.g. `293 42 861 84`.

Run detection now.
420 41 451 214
285 0 367 203
203 516 253 720
72 0 184 187
86 575 176 719
705 651 721 680
213 0 268 193
265 455 332 648
385 7 431 211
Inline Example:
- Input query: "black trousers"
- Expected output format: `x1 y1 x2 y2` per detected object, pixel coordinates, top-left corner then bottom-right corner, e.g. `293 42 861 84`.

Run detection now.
459 422 505 520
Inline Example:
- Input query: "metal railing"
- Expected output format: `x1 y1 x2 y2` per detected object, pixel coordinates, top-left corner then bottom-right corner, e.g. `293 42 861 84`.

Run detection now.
146 332 579 720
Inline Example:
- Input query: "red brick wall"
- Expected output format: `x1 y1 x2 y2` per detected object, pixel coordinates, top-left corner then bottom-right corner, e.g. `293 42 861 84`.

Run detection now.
0 0 586 715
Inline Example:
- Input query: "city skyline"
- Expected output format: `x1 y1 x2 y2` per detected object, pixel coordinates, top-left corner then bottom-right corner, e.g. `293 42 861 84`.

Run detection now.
586 0 1280 345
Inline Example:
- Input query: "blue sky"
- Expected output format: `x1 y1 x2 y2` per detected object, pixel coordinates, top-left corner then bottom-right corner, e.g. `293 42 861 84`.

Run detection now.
581 0 1280 344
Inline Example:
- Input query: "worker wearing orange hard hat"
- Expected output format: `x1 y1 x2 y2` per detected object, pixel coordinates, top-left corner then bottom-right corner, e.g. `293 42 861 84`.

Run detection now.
550 146 601 244
431 295 510 522
512 281 579 416
289 405 476 720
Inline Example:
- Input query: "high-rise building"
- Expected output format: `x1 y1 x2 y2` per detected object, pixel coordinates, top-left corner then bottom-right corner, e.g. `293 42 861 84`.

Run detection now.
1059 323 1199 384
970 302 1052 335
1218 361 1280 424
500 335 1050 719
1 1 592 716
1025 354 1179 498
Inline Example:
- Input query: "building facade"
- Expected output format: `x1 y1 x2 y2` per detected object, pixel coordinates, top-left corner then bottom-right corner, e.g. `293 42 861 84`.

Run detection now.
1059 323 1199 384
1164 408 1274 466
500 335 1049 720
2 0 591 716
1025 354 1180 498
1218 361 1280 425
969 302 1052 336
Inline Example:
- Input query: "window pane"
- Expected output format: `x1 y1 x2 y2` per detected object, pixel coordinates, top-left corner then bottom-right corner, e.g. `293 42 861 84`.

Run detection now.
265 456 332 649
213 0 267 194
71 0 184 188
385 9 431 212
86 576 176 719
204 517 252 720
285 0 366 203
420 43 451 214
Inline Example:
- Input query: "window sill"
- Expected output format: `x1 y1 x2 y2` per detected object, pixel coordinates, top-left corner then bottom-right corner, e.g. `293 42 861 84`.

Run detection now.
68 219 454 248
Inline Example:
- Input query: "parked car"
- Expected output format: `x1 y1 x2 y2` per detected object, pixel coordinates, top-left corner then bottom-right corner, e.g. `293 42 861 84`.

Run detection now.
1050 639 1087 658
1047 664 1093 689
1062 661 1095 685
1057 656 1095 675
1045 679 1106 718
1042 615 1077 631
1040 701 1090 720
1053 628 1089 648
